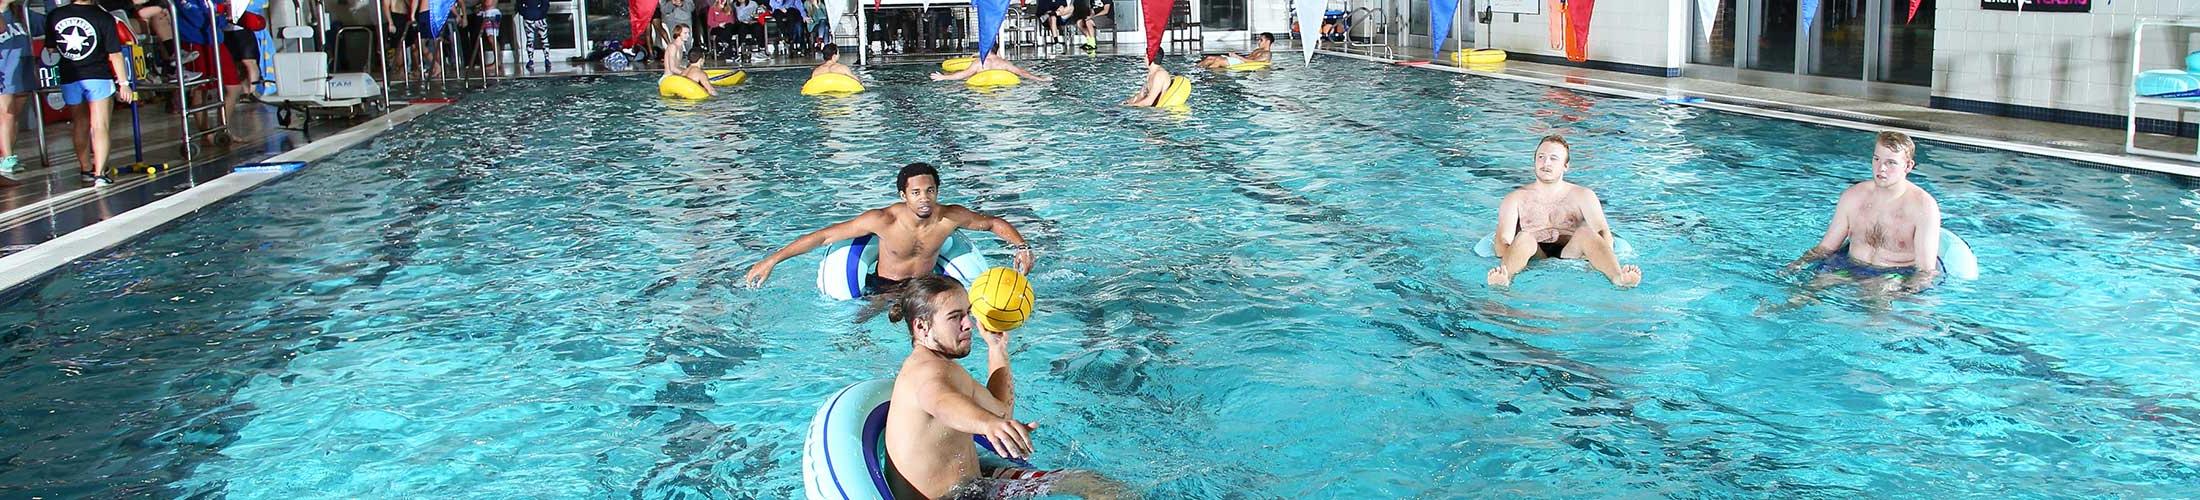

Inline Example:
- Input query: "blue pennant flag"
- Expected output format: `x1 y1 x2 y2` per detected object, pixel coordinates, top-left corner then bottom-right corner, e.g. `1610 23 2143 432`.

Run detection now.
974 0 1008 61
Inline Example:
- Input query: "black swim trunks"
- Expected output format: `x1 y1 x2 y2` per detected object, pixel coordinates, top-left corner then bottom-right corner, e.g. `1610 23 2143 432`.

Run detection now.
865 273 908 296
1536 240 1567 258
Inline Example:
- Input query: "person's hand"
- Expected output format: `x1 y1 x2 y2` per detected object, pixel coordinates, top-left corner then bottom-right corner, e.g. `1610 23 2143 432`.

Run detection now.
1012 248 1034 273
742 260 774 288
1033 74 1053 82
983 418 1039 459
115 83 135 103
979 325 1009 350
928 72 948 81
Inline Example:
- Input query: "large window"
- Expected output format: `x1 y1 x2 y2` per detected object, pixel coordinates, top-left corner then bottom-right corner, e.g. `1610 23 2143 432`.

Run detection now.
1878 0 1934 86
1203 0 1247 31
1747 0 1795 72
1690 0 1734 66
1806 0 1867 78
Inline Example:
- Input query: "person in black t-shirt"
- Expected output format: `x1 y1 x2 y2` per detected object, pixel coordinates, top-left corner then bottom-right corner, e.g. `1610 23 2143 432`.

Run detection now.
46 0 134 187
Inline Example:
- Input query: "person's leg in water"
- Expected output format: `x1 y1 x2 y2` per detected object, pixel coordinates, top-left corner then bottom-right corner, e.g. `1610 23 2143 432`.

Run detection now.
1485 231 1544 287
1559 230 1642 288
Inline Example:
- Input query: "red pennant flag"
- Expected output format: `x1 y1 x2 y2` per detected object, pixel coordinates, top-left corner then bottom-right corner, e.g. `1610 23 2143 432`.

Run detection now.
1142 0 1171 62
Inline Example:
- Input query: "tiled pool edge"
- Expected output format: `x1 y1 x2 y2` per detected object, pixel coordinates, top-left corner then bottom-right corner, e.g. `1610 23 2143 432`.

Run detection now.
1321 50 2200 179
0 104 445 294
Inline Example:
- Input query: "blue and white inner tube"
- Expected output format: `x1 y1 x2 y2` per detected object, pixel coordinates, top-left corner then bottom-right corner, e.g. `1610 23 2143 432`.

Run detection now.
803 379 895 500
801 380 1035 500
815 234 990 300
1473 232 1636 259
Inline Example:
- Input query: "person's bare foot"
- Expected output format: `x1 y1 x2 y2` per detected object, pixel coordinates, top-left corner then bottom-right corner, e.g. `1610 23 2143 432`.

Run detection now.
1610 265 1643 289
1486 267 1514 287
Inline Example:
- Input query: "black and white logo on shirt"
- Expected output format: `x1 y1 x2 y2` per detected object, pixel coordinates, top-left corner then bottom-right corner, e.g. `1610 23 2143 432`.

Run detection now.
54 17 95 61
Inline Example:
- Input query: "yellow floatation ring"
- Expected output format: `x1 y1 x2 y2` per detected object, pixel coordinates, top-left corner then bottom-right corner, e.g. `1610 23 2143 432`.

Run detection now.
941 57 976 73
802 73 866 95
1155 76 1191 107
1225 61 1271 71
1453 49 1508 65
707 69 748 86
966 69 1022 87
659 74 710 100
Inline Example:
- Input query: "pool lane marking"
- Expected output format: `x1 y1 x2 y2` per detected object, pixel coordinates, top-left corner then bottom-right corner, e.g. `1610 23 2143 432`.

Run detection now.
0 104 446 294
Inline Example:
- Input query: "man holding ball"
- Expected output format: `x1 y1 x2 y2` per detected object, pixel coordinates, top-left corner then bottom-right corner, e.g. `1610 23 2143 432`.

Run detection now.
880 273 1131 500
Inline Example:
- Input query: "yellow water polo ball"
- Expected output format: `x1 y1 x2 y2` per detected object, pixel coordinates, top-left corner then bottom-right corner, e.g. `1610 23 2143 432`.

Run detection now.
967 267 1035 332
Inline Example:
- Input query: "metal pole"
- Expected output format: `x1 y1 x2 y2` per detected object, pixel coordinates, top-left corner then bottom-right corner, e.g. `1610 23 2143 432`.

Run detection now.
171 0 192 164
373 0 390 109
20 0 47 179
209 3 226 151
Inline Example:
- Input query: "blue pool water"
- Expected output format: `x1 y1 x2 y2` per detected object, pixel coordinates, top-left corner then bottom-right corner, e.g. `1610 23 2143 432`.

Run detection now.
2 57 2198 498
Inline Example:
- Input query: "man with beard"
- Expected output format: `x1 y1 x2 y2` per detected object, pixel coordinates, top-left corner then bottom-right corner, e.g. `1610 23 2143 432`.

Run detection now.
879 275 1131 500
743 163 1037 295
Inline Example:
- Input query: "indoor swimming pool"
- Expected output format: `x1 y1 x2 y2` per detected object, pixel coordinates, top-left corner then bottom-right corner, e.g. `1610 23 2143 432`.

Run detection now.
0 56 2195 497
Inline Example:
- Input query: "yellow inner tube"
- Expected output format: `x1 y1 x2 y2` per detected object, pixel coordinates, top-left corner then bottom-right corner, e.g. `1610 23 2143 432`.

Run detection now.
941 57 976 73
801 73 866 95
1155 76 1192 107
706 69 748 87
659 74 710 100
1225 61 1271 71
1452 49 1508 65
966 69 1022 87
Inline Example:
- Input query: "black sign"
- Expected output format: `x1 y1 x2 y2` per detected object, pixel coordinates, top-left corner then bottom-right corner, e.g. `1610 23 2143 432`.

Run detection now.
1983 0 2091 12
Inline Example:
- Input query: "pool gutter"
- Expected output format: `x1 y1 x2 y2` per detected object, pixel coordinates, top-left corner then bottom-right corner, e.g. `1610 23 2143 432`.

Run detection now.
0 104 444 294
1322 50 2200 179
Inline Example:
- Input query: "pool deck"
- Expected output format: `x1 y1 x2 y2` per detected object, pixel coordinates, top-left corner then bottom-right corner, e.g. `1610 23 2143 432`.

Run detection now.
0 40 2193 292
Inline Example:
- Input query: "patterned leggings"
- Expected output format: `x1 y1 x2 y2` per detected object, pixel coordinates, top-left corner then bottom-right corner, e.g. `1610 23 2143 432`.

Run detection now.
523 18 550 65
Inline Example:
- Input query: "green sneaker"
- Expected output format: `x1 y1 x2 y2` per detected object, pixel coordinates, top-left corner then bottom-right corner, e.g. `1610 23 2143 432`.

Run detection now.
0 155 16 173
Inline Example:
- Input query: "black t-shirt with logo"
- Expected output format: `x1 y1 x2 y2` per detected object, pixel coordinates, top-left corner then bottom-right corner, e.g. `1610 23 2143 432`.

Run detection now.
44 3 121 84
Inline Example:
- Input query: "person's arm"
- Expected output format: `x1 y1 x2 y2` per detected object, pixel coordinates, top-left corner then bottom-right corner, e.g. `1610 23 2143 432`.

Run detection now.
979 326 1013 416
928 64 980 81
104 20 133 102
1579 189 1615 242
743 209 891 287
1493 192 1521 246
1787 190 1855 272
911 364 1037 458
1901 197 1942 292
950 206 1034 273
1004 62 1050 81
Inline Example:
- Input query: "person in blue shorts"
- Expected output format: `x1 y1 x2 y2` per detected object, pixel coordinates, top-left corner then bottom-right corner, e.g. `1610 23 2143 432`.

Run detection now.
0 0 40 174
46 0 135 187
1785 131 1944 293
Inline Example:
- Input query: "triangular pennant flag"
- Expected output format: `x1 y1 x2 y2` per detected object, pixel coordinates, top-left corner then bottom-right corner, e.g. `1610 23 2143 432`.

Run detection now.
1142 0 1171 62
1295 0 1323 63
1430 0 1456 59
975 0 1009 61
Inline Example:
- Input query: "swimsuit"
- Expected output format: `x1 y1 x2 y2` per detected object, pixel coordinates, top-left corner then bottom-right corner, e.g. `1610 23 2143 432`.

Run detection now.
1812 245 1943 282
864 273 908 296
951 465 1066 500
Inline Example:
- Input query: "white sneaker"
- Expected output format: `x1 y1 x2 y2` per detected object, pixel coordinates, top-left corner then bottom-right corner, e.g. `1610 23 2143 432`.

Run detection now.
93 176 112 187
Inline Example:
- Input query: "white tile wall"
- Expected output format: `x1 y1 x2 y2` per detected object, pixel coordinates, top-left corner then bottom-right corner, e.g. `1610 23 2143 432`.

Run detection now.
1933 1 2200 117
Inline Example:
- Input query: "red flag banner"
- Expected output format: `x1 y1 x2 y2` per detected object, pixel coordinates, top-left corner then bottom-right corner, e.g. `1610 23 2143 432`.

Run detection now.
1142 0 1171 62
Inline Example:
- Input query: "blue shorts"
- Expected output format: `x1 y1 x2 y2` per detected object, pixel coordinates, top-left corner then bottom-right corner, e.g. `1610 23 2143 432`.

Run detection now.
1812 245 1943 283
61 79 116 105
